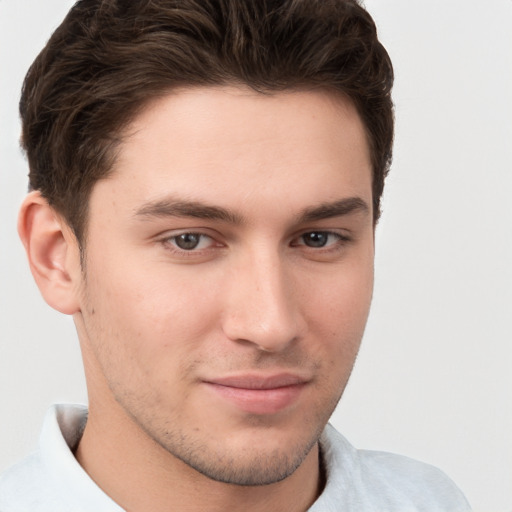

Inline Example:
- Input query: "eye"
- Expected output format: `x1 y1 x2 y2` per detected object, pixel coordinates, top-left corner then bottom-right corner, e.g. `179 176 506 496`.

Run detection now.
297 231 345 248
167 232 214 251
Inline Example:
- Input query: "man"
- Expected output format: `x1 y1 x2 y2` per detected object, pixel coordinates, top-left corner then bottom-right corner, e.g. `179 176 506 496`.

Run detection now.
0 0 471 510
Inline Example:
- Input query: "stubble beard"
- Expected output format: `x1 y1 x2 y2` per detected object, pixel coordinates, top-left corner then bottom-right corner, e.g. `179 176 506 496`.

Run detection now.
159 422 324 486
116 383 344 487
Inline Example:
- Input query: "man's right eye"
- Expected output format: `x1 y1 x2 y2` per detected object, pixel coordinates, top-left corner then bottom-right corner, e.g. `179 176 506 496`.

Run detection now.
165 232 215 251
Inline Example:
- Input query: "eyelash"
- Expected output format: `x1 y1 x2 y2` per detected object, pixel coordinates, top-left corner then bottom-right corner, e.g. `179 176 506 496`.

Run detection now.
160 232 220 257
291 231 351 250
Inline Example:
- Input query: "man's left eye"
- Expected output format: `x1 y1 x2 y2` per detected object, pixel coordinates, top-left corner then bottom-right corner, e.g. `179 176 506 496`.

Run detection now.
297 231 345 248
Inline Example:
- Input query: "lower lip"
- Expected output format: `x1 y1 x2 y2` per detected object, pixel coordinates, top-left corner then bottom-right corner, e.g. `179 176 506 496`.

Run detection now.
204 382 306 415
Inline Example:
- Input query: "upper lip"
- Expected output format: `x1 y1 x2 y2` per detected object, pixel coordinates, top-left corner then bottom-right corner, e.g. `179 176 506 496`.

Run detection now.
204 373 309 390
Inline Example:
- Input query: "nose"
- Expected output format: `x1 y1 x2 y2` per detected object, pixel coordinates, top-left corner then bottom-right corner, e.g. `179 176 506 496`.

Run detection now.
221 249 302 352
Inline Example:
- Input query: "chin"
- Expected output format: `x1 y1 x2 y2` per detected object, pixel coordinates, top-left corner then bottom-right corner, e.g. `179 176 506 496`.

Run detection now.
152 414 324 486
176 438 318 486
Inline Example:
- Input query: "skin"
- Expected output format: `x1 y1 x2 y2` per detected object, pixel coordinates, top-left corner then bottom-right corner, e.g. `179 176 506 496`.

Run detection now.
20 86 375 512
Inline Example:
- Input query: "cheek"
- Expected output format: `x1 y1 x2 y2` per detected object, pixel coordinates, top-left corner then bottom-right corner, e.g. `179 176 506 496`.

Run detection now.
302 259 373 332
297 259 373 376
83 260 225 369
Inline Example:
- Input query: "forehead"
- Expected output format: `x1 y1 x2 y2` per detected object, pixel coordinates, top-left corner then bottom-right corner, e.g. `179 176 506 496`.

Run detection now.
91 86 372 221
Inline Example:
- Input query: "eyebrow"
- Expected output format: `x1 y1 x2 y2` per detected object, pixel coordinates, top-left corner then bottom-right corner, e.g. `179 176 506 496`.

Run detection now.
134 196 369 224
134 198 243 224
297 197 370 223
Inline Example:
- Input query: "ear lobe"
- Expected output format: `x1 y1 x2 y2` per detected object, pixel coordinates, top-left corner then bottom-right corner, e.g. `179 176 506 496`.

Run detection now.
18 191 82 315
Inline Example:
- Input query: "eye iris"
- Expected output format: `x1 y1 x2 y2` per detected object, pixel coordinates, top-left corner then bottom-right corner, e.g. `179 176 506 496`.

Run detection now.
175 233 201 250
303 232 328 247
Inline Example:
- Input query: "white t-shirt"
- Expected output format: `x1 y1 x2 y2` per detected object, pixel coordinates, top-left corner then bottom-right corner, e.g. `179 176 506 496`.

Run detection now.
0 404 471 511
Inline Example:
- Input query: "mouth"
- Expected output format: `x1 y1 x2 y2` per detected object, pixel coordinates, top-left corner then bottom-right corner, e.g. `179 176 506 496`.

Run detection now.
202 373 309 415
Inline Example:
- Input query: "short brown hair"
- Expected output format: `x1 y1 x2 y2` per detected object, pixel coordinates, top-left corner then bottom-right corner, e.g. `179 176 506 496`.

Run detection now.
20 0 393 244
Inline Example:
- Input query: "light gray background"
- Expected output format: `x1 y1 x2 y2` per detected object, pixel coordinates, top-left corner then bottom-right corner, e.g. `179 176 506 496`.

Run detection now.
1 1 511 511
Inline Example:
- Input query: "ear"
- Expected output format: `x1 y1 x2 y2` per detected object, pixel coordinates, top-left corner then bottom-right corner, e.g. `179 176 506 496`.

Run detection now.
18 191 82 315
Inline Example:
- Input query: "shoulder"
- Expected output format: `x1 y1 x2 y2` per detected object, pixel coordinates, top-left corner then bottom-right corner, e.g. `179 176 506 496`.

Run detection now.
0 404 124 512
355 448 471 510
0 451 55 511
312 424 471 511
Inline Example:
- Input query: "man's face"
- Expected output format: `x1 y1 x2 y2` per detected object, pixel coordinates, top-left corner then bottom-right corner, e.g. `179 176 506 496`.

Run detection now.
75 86 374 485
